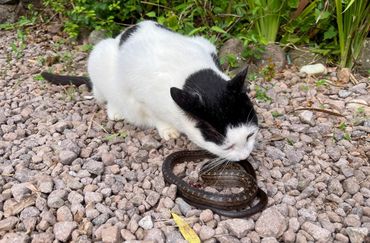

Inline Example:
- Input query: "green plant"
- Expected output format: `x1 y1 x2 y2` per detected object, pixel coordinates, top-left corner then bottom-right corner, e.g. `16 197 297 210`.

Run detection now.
281 0 336 46
271 111 283 118
10 30 27 59
80 44 94 52
34 74 45 81
255 85 272 102
64 86 77 101
343 132 351 141
220 54 239 69
260 61 276 81
335 0 370 68
0 15 37 31
338 122 347 132
246 0 298 43
299 84 310 92
104 130 127 141
315 79 327 87
356 106 365 115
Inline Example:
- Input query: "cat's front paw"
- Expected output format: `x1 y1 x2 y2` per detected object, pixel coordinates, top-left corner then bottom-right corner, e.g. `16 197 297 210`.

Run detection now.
158 126 180 140
107 106 125 121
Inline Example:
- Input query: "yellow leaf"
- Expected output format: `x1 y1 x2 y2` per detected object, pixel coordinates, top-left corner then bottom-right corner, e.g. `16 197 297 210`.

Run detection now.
171 213 200 243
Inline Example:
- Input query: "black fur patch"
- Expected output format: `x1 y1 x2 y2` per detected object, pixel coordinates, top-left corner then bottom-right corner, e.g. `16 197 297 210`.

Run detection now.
172 69 257 144
211 53 222 70
119 25 139 46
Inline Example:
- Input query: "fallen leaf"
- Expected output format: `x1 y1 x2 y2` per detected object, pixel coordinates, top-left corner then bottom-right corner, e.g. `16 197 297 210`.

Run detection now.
172 213 200 243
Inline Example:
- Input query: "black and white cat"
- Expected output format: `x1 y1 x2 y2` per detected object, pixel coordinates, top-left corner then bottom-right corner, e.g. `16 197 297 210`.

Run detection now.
42 20 258 161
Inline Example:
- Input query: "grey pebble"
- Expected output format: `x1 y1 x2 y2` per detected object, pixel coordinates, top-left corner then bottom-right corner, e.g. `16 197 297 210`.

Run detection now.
53 221 78 242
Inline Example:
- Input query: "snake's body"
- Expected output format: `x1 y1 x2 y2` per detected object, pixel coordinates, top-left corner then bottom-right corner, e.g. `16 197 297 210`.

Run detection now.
162 150 268 217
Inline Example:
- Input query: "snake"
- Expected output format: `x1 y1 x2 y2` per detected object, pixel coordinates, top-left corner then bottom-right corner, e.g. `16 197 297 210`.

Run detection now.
162 150 268 218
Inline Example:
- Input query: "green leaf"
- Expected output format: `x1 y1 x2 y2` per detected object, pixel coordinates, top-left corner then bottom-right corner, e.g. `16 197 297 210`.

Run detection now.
188 27 206 36
146 11 156 18
211 26 227 34
324 26 337 40
287 0 299 8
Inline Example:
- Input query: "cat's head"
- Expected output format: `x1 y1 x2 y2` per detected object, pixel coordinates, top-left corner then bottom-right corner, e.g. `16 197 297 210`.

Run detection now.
171 68 258 161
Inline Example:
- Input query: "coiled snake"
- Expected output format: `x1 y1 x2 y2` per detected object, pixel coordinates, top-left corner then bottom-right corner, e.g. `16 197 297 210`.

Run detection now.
162 150 268 218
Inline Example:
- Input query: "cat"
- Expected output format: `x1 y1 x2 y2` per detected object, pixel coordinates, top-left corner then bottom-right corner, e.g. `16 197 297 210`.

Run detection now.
41 20 258 161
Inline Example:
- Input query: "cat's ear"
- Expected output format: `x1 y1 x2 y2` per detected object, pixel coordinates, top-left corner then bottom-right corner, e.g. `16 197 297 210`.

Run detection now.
170 87 201 113
228 66 248 92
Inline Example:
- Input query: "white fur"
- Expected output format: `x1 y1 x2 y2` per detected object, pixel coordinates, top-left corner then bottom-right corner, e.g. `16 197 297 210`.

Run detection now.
87 20 257 161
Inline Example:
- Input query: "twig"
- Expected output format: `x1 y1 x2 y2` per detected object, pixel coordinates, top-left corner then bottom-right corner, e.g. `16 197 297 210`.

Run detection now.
292 107 345 117
85 110 96 137
140 1 171 10
349 73 358 84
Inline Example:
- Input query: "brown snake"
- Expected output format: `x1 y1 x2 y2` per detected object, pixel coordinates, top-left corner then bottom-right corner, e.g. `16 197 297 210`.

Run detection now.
162 150 268 217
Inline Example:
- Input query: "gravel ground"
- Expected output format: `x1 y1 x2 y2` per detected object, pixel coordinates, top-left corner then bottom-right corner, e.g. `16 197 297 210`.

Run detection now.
0 26 369 243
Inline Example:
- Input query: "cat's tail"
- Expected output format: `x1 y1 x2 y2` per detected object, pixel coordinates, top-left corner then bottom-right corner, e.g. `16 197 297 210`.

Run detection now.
40 72 92 90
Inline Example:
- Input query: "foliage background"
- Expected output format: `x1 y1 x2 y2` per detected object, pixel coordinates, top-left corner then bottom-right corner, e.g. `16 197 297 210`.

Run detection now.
6 0 369 69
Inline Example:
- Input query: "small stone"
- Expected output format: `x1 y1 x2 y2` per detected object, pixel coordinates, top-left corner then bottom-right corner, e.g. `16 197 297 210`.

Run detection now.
84 191 103 204
59 150 77 165
266 146 286 161
255 207 287 238
1 232 30 243
289 218 300 232
101 225 121 243
138 215 153 230
47 189 67 208
53 221 78 242
224 218 254 238
261 237 279 243
11 183 32 202
143 228 165 243
166 185 177 200
350 82 367 94
140 136 162 150
38 178 54 194
57 206 73 222
326 146 341 161
337 68 351 83
23 217 37 232
299 110 315 126
199 225 215 241
121 229 136 241
146 191 160 207
301 222 331 241
92 213 109 226
20 207 40 220
200 209 214 223
343 177 360 194
127 215 139 233
284 146 304 165
344 214 361 227
283 229 296 243
175 198 192 216
335 233 349 243
68 191 84 204
346 227 368 243
31 232 55 243
300 63 327 75
338 90 351 98
102 152 115 166
83 159 104 175
328 179 344 196
0 216 18 231
88 29 108 45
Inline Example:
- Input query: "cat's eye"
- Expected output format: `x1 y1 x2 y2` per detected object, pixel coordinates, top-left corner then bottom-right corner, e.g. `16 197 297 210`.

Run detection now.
225 144 235 150
246 133 254 141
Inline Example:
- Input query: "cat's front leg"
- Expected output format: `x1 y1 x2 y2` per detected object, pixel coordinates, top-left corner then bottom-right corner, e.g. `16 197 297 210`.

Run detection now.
156 121 180 140
107 103 125 121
